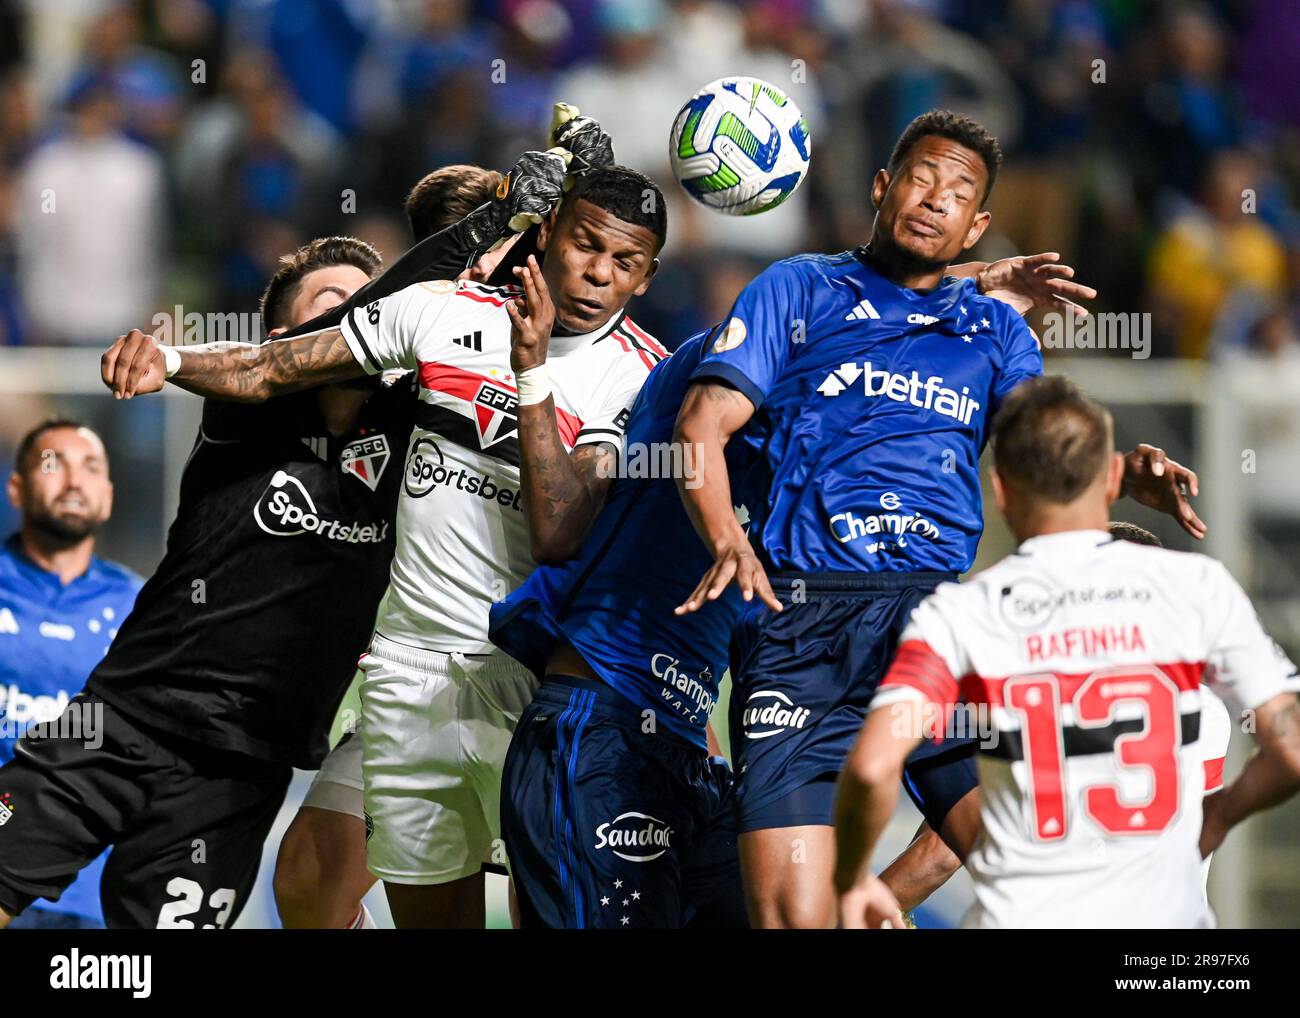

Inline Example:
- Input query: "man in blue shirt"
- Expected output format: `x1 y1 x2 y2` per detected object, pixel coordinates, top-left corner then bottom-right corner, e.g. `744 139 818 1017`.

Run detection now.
672 110 1204 927
1 419 141 928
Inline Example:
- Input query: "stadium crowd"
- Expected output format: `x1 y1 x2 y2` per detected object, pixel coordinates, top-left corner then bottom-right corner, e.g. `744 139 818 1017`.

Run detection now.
0 0 1298 364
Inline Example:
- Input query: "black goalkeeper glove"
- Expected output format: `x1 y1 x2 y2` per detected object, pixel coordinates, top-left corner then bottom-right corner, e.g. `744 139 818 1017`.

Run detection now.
276 149 566 341
454 148 568 253
549 102 615 185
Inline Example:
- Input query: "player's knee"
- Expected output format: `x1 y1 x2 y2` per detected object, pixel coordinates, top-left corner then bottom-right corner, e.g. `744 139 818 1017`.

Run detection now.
273 820 323 921
748 885 833 930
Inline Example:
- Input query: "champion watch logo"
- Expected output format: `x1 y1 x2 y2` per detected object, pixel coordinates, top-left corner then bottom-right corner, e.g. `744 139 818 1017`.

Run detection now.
844 298 881 321
473 381 519 448
340 434 391 491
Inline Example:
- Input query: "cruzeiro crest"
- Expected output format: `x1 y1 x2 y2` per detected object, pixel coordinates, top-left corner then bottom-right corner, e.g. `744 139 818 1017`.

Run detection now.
472 380 519 449
340 434 391 491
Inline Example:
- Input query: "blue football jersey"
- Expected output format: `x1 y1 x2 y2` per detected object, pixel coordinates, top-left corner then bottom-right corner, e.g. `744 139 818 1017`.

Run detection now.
690 249 1042 573
0 534 142 921
490 329 755 749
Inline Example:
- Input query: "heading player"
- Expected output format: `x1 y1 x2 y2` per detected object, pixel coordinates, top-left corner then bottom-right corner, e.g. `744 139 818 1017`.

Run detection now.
102 155 670 928
834 375 1300 928
671 109 1203 928
490 245 1111 927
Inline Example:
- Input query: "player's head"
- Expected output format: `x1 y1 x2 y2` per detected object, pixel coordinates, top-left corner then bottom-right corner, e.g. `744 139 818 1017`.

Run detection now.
260 236 382 336
8 418 113 545
537 164 665 332
1108 520 1162 547
869 109 1002 268
405 164 522 283
990 375 1124 541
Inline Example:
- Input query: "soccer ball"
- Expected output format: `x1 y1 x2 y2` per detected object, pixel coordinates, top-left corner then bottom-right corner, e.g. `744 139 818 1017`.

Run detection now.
668 76 812 216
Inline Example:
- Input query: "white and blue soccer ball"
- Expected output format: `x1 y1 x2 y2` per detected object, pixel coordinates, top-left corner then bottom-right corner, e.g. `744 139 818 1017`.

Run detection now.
668 76 812 217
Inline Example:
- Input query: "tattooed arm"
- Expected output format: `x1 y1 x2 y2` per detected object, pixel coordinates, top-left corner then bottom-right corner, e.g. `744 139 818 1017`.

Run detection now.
507 256 617 564
101 326 364 403
1200 692 1300 857
517 409 616 565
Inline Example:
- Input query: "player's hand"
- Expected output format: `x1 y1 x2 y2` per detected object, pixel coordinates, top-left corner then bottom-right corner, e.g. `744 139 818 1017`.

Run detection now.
496 150 568 237
101 328 167 399
507 255 555 373
1122 443 1206 540
1199 790 1229 858
675 540 783 615
838 875 907 930
977 252 1095 319
549 102 614 187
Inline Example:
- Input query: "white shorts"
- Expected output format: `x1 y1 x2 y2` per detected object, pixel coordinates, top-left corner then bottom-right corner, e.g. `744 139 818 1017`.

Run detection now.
359 633 537 885
301 720 366 822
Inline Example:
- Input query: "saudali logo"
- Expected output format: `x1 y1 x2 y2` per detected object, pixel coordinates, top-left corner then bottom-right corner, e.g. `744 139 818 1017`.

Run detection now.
473 381 519 448
593 812 674 862
340 434 391 491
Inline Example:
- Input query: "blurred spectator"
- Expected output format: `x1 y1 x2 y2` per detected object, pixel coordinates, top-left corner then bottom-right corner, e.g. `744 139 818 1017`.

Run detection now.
822 0 1020 248
227 0 375 136
0 417 142 929
75 3 187 146
1136 5 1242 198
172 52 342 310
1147 149 1287 359
15 74 164 345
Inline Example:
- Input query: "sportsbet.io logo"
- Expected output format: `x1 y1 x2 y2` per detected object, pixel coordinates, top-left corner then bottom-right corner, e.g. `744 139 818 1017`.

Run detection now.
594 812 674 862
253 471 389 543
403 436 523 510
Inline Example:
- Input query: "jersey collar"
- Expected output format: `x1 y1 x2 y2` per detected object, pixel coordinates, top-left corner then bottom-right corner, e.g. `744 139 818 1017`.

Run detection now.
1016 529 1114 557
3 531 101 592
548 308 627 355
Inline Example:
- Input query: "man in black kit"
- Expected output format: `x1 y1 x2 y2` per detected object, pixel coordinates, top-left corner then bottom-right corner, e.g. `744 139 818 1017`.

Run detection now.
0 136 590 928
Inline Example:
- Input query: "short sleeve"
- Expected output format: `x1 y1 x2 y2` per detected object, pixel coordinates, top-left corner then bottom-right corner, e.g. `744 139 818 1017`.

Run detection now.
992 309 1044 410
1203 560 1299 713
573 347 665 456
339 280 455 375
689 259 811 410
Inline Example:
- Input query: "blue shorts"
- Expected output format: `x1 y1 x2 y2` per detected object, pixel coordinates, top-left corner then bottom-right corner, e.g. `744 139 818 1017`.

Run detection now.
501 676 746 929
729 570 975 833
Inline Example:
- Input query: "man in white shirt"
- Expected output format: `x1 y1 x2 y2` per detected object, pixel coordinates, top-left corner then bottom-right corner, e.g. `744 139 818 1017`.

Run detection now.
833 375 1300 928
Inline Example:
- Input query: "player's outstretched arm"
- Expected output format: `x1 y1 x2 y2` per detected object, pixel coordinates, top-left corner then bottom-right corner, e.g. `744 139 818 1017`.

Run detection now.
508 256 616 563
672 380 780 615
961 252 1097 318
833 702 923 929
1201 693 1300 858
101 326 364 402
1120 443 1206 539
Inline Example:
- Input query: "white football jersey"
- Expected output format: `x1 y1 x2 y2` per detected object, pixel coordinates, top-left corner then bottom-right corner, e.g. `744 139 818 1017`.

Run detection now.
341 279 667 653
873 529 1298 929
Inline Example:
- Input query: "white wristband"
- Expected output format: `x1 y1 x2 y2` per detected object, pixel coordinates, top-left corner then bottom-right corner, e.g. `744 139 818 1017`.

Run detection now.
516 364 552 406
160 343 182 379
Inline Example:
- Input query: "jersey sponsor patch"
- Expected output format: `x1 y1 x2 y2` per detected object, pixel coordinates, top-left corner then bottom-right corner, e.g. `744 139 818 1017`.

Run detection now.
253 470 390 543
340 434 391 492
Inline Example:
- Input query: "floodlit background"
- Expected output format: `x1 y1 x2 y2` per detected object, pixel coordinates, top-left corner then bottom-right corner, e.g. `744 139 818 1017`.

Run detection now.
1 0 1298 927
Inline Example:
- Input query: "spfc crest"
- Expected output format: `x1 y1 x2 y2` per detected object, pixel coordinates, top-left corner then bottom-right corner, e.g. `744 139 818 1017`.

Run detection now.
473 381 519 448
340 434 391 491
